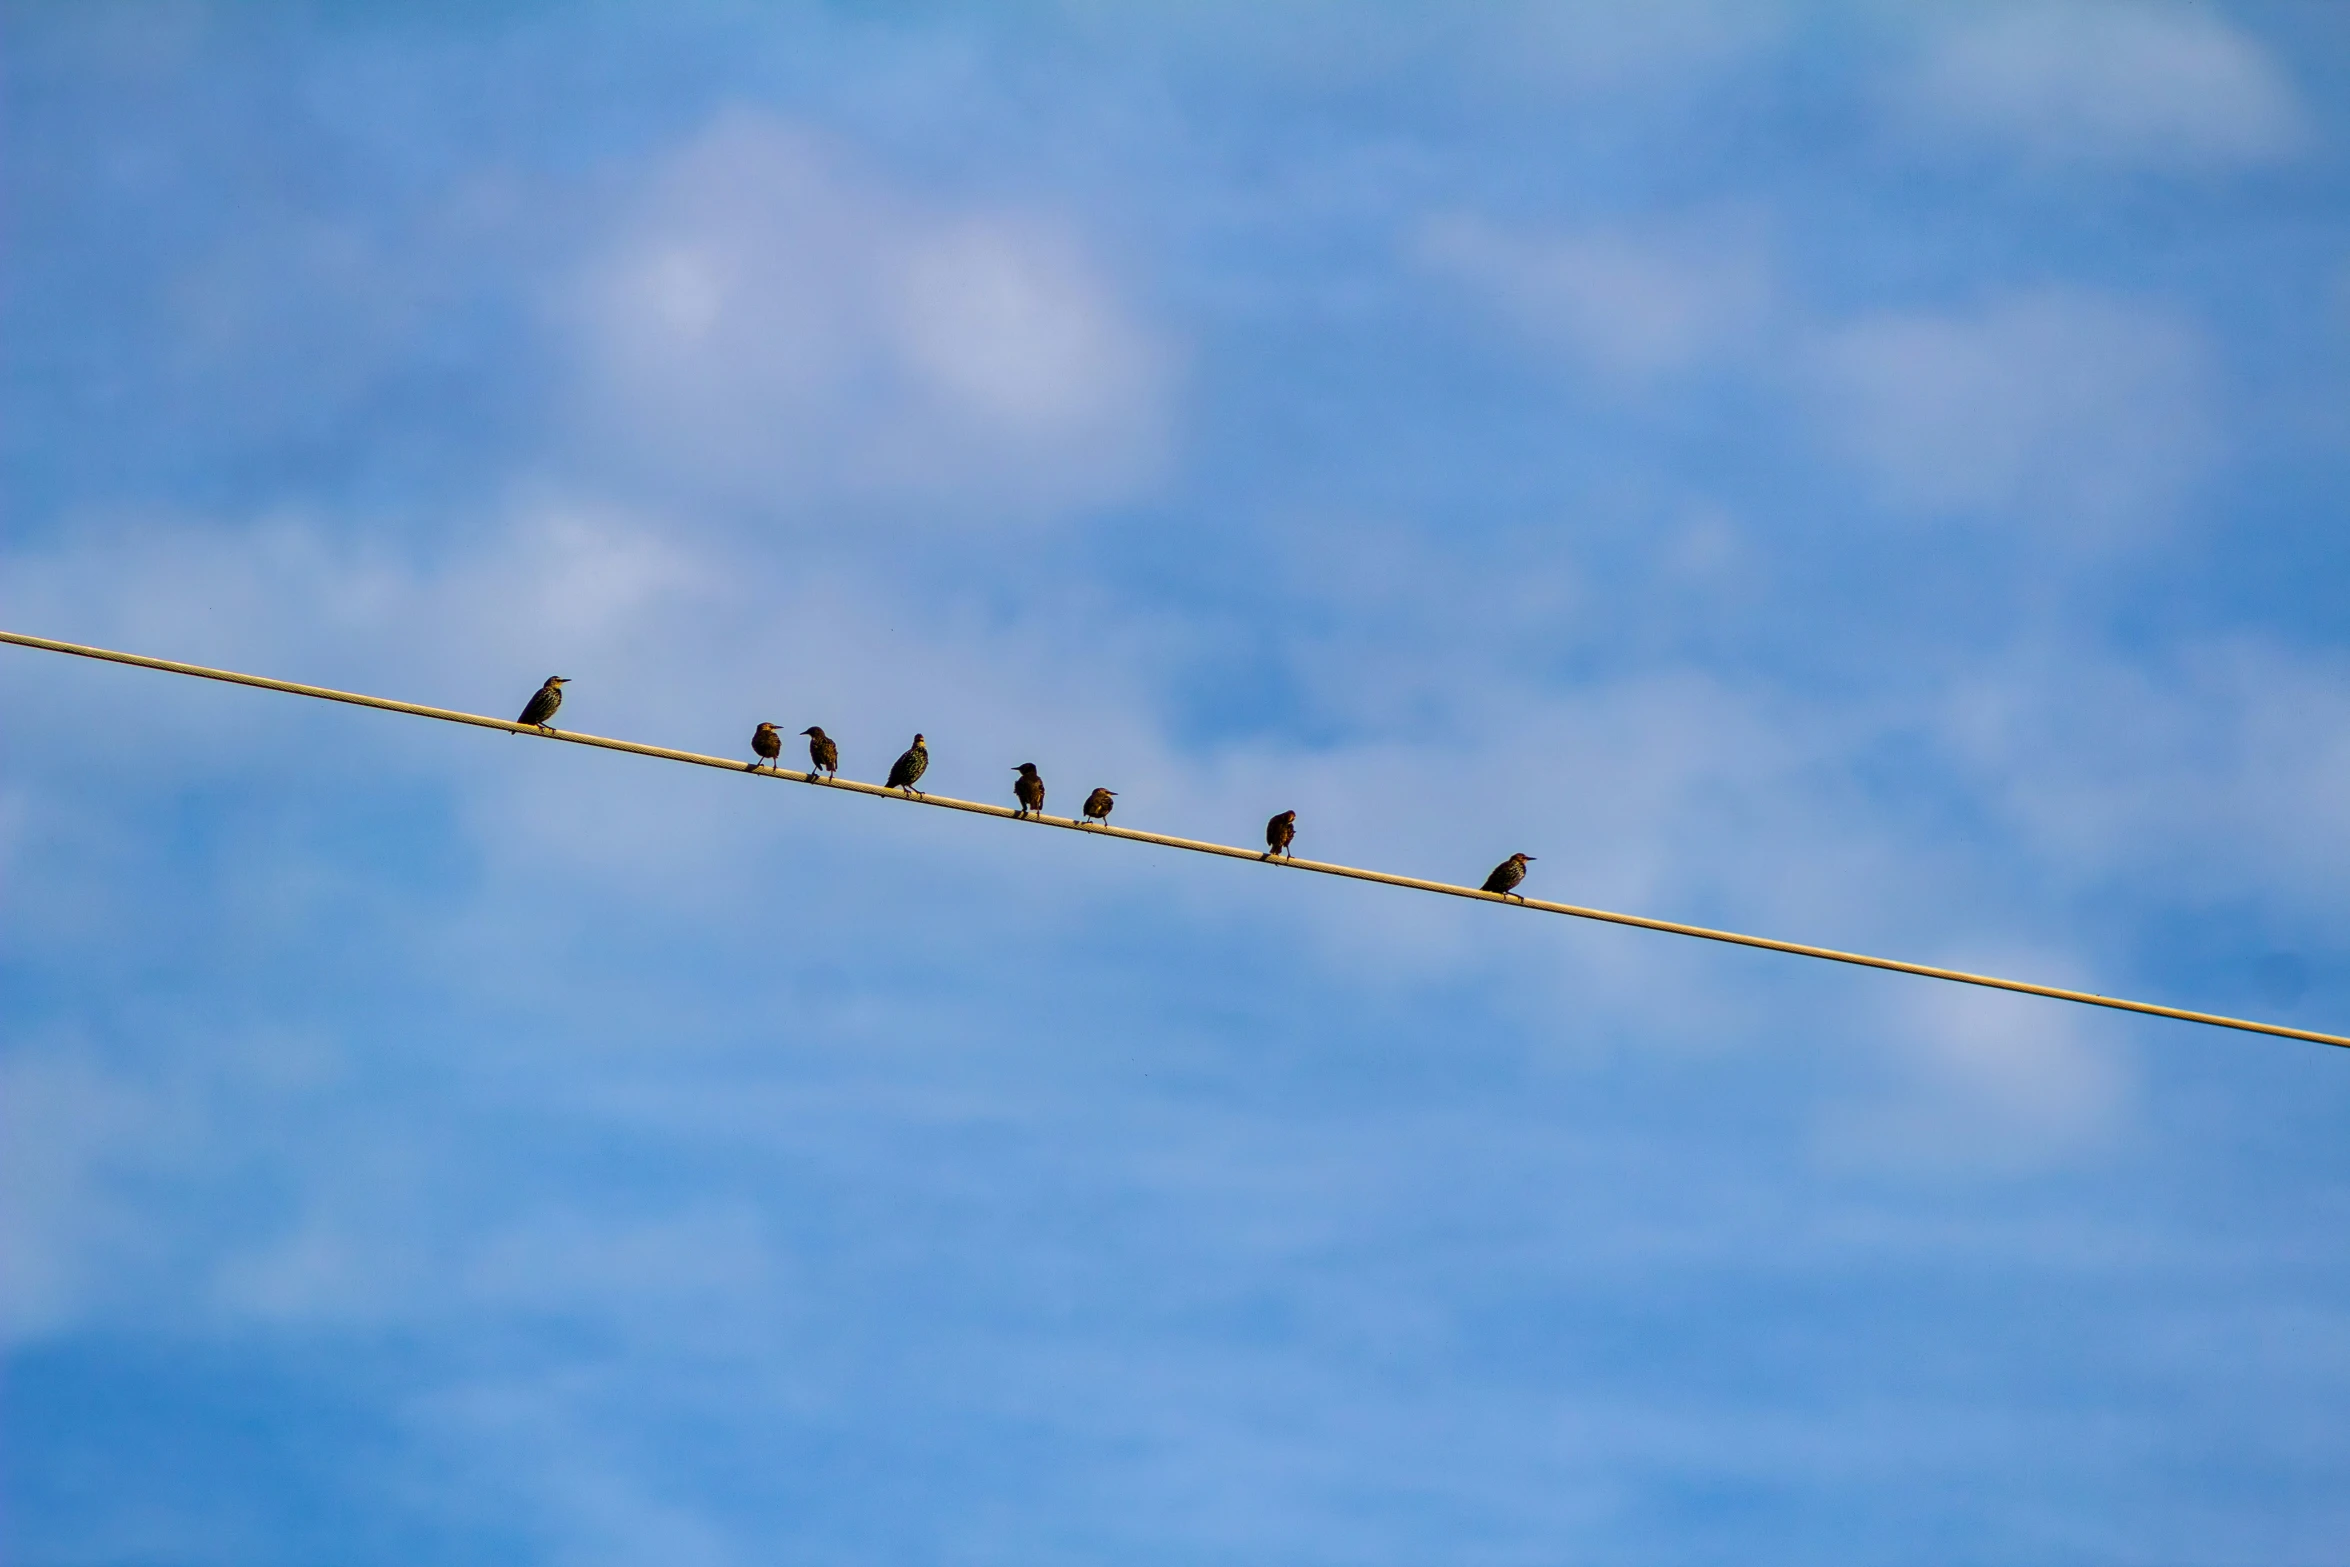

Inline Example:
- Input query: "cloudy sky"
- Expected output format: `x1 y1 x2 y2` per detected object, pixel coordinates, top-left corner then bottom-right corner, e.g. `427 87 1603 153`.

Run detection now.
6 3 2350 1561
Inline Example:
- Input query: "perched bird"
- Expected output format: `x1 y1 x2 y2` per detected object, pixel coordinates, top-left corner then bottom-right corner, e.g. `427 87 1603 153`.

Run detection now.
1081 787 1116 826
1481 853 1537 901
516 676 568 733
1264 810 1297 861
1012 763 1046 819
801 726 838 782
749 722 782 772
887 734 929 796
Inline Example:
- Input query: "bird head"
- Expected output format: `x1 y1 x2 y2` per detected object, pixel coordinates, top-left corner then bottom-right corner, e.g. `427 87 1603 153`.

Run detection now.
800 726 823 738
1276 810 1296 823
1014 762 1039 775
1515 854 1536 864
912 734 925 746
546 676 569 687
756 722 777 733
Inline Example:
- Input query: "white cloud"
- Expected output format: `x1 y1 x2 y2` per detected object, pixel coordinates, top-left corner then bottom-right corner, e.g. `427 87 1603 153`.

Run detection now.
567 110 1171 520
0 496 709 734
1820 972 2134 1176
1808 288 2217 544
1416 211 1771 379
1902 3 2309 171
1936 638 2350 914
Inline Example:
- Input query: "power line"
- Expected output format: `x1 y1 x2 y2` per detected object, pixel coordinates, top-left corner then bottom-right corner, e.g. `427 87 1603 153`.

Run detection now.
6 625 2342 1052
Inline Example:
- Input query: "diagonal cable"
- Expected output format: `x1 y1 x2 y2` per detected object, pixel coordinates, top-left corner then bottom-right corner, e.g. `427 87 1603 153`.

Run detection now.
5 626 2341 1050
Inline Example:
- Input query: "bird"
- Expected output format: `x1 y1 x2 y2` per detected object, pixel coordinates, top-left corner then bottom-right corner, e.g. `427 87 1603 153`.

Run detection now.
1012 763 1046 819
801 726 838 782
516 676 568 733
749 722 782 772
1481 853 1536 901
1081 787 1116 826
887 734 929 796
1264 810 1297 860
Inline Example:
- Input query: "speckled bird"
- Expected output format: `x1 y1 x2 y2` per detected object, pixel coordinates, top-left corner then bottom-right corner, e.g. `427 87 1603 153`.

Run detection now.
516 676 568 733
1081 787 1116 826
1481 853 1536 901
1264 810 1297 861
886 734 929 796
1012 762 1046 819
800 725 838 781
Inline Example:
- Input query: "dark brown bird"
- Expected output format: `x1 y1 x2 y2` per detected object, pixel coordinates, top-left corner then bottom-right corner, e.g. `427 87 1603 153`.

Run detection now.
749 722 782 772
1012 763 1046 819
516 676 568 733
1081 787 1116 826
1264 810 1297 861
801 726 838 782
887 734 929 796
1481 853 1536 901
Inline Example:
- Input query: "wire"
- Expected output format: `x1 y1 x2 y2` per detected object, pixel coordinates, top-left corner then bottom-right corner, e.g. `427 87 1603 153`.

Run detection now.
5 625 2342 1051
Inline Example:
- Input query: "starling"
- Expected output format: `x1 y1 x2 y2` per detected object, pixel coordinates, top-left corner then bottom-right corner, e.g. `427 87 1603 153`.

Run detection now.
801 726 838 782
1264 810 1297 861
749 722 783 772
887 734 929 796
516 676 568 733
1012 762 1046 819
1081 787 1116 826
1481 853 1537 901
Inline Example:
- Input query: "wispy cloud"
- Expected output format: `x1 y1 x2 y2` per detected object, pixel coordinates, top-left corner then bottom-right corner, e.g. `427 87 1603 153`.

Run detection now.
1898 3 2310 172
1805 287 2218 545
1936 638 2350 912
1415 210 1772 380
1821 971 2134 1176
567 110 1172 521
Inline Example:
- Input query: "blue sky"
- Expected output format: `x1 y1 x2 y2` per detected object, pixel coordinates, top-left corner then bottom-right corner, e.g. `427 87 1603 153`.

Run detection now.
6 3 2350 1561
